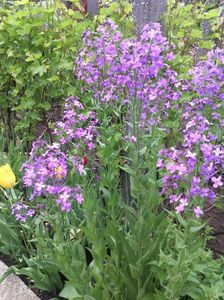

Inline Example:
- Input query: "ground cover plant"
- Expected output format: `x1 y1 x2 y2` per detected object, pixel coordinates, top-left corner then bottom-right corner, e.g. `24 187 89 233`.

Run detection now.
0 1 224 300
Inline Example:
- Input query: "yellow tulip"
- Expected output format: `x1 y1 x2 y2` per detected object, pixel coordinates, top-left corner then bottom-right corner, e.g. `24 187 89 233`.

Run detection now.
0 164 16 189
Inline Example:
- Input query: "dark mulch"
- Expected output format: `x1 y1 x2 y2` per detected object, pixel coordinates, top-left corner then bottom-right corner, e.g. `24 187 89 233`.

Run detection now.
204 204 224 257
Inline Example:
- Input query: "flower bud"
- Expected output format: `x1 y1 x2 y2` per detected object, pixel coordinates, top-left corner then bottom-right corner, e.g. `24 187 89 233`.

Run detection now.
0 164 16 189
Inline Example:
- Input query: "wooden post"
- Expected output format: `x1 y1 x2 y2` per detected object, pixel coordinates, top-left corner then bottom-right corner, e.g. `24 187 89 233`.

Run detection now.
87 0 98 15
133 0 167 36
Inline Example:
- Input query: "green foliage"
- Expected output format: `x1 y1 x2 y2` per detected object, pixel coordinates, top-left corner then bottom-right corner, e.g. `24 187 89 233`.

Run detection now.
164 0 223 74
96 0 134 36
1 122 224 299
0 0 92 142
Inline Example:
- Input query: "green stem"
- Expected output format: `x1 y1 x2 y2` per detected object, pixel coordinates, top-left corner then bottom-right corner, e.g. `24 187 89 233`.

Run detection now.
131 76 143 294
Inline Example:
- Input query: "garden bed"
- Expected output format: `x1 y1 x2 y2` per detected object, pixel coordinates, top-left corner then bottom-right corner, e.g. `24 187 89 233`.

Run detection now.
0 1 223 299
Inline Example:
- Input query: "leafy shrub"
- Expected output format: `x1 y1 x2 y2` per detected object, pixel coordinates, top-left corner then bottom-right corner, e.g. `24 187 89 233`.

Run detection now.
0 0 92 142
164 0 223 73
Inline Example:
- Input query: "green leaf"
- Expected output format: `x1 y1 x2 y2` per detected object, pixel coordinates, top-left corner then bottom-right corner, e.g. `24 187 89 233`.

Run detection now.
84 296 96 300
119 165 135 176
0 219 19 244
30 65 48 76
189 223 205 233
59 282 81 299
14 0 29 5
138 293 156 300
203 8 222 19
175 213 187 227
47 75 59 82
129 264 139 279
190 29 202 38
199 40 214 50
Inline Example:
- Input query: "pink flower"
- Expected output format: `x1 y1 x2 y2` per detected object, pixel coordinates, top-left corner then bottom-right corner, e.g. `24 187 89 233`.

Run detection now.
88 142 95 150
213 147 223 157
211 176 223 188
177 163 187 176
131 135 137 142
175 197 188 213
27 209 35 217
175 204 185 213
186 150 197 159
167 162 177 174
76 193 84 204
166 52 175 61
193 206 203 218
77 164 85 175
169 194 178 203
157 159 164 168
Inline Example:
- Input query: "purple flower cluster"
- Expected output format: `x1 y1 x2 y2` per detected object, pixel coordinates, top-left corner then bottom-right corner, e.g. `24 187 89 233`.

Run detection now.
76 20 180 127
13 98 98 220
12 21 223 221
21 139 83 212
11 202 35 222
54 97 98 175
76 21 223 218
158 49 224 217
22 141 67 199
54 97 98 150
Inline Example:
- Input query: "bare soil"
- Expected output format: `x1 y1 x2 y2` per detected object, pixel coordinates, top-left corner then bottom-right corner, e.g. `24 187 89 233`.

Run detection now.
204 204 224 257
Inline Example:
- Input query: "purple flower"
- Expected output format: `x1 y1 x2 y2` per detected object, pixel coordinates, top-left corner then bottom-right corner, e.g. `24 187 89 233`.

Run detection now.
76 193 84 204
175 197 188 213
55 186 84 212
211 176 223 188
193 206 203 218
77 164 85 175
166 52 175 61
167 162 177 174
76 20 180 128
11 202 35 222
169 194 178 203
157 159 164 168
